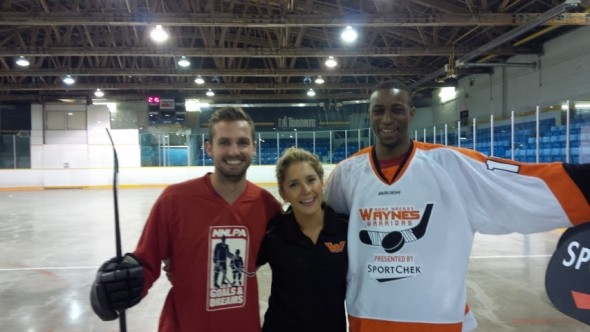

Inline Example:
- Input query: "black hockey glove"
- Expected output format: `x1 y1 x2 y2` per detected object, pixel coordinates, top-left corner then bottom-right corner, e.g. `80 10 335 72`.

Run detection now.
90 253 144 321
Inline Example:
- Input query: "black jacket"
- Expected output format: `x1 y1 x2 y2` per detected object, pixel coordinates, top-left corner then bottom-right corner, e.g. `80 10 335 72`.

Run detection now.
257 204 349 332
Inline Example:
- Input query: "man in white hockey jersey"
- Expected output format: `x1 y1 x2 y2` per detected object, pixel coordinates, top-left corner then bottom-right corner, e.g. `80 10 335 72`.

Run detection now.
323 80 590 332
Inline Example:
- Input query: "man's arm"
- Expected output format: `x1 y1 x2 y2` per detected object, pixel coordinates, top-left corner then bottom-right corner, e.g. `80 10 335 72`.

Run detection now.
324 163 350 215
133 193 173 295
440 147 590 232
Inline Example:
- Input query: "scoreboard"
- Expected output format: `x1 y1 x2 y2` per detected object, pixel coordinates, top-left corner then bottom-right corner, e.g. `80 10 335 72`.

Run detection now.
147 96 186 125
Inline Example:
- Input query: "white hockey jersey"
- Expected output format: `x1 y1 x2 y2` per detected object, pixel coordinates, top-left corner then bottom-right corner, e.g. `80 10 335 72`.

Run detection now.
324 141 589 332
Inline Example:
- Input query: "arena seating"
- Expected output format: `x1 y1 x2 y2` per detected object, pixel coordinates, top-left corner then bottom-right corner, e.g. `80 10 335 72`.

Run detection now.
173 112 590 166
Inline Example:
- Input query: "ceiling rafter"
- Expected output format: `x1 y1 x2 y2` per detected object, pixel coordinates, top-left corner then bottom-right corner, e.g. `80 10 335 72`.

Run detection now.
0 45 534 57
0 12 587 27
0 0 585 103
412 0 470 14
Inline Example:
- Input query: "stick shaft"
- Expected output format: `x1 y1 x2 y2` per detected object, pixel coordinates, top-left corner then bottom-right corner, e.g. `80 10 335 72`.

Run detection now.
105 128 123 259
112 159 122 258
105 128 127 332
119 311 127 332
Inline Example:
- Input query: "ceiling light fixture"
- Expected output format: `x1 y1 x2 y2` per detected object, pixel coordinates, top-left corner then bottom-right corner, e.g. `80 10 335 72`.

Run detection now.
150 25 169 42
94 88 104 98
325 56 338 68
341 26 358 43
16 56 30 67
194 76 205 84
62 75 75 85
185 99 201 112
177 56 190 67
307 89 316 97
439 87 457 103
206 89 215 97
315 76 325 84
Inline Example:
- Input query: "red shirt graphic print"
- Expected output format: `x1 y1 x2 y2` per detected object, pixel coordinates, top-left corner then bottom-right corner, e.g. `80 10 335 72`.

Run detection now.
207 226 250 311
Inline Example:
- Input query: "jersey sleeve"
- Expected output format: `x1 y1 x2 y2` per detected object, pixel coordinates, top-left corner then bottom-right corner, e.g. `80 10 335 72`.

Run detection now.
324 163 351 215
443 148 589 234
133 190 172 296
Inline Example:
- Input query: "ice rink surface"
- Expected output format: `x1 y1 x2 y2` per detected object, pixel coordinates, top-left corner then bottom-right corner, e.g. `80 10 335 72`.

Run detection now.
0 187 587 331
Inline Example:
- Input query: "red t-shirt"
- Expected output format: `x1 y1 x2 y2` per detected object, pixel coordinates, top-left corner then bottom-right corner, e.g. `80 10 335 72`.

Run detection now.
134 174 282 331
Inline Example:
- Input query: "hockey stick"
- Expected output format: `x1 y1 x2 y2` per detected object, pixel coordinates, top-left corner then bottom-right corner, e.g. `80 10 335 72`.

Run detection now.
105 128 127 332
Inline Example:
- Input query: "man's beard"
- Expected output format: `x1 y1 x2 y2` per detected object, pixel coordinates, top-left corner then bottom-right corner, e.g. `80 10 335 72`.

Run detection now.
217 161 251 183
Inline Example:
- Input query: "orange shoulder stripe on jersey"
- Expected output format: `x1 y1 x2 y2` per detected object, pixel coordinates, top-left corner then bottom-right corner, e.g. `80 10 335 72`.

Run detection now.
324 146 370 188
358 146 393 185
516 162 589 225
348 316 462 332
414 141 489 162
355 145 373 156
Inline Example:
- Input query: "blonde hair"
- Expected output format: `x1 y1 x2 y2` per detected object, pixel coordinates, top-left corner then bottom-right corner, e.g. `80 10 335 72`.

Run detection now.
276 147 323 190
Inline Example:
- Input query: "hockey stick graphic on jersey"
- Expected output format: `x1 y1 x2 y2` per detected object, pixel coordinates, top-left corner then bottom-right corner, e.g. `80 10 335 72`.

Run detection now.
105 128 127 332
359 203 434 253
217 263 256 278
238 268 256 277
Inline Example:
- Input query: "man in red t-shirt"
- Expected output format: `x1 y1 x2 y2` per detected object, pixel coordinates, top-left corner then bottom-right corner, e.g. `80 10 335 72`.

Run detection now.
90 107 282 331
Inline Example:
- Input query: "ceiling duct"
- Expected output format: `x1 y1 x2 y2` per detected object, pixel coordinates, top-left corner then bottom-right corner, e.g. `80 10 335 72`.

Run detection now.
457 62 537 69
410 0 580 90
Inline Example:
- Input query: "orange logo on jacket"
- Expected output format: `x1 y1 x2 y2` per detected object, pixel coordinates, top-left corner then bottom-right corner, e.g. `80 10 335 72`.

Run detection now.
324 241 346 253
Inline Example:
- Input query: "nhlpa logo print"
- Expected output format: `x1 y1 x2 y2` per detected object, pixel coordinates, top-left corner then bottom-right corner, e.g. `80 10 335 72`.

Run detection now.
359 203 433 253
207 226 249 311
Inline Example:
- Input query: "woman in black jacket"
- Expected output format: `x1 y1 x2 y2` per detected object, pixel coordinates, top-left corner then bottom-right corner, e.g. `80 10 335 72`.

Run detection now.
257 147 349 332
